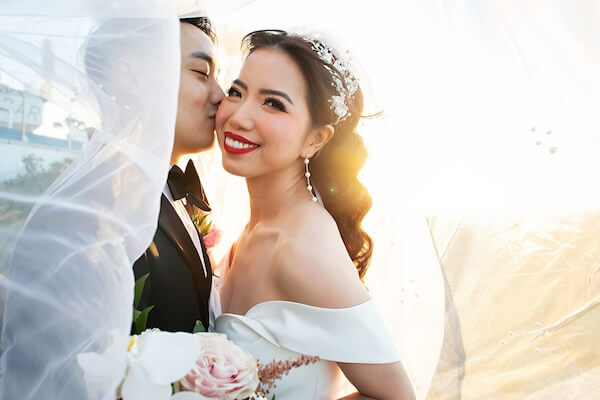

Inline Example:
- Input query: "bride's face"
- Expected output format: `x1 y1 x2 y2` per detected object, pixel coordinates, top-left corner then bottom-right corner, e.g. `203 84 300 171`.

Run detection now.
215 47 312 178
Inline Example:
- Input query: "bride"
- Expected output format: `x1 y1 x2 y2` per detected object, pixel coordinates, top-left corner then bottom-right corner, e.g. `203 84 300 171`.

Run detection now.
210 30 414 399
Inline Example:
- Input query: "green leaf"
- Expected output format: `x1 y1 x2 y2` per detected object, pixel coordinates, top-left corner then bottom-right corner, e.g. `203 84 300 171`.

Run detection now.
201 220 212 236
193 213 209 229
134 305 154 334
198 213 209 225
193 320 205 333
134 273 150 309
132 309 141 321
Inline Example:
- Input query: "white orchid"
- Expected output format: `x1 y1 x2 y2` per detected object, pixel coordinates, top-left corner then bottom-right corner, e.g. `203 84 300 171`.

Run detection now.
77 329 206 400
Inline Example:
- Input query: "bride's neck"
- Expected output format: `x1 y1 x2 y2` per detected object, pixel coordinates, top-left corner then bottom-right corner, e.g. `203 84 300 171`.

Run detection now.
246 166 308 227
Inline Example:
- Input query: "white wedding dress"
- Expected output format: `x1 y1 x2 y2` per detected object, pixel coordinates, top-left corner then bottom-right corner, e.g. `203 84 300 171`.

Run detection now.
209 253 401 399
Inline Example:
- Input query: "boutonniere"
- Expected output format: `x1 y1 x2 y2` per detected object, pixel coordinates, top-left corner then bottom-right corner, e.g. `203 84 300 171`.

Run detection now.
191 209 221 249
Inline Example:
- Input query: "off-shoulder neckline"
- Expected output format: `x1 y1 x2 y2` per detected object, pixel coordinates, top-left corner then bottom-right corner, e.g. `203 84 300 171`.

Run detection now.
219 298 374 319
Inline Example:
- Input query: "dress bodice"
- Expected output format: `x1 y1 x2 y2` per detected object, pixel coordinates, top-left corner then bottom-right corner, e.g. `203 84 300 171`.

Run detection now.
209 272 400 399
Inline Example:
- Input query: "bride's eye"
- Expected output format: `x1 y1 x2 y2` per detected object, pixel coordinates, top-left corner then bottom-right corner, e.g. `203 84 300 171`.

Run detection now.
264 97 285 111
227 87 241 98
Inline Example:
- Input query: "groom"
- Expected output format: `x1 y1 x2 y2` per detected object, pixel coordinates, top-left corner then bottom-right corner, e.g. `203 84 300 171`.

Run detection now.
132 13 225 333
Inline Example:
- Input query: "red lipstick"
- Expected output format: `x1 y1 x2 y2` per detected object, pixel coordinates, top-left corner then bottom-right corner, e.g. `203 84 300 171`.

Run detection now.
223 131 259 155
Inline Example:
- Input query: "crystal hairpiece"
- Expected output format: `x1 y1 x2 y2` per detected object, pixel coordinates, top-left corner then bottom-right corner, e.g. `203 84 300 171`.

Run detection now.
304 37 358 125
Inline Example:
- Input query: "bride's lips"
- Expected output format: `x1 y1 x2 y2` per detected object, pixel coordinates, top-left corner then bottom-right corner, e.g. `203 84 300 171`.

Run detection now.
223 131 260 154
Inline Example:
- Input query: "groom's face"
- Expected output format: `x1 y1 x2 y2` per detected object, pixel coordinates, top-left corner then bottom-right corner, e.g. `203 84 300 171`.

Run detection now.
172 23 225 162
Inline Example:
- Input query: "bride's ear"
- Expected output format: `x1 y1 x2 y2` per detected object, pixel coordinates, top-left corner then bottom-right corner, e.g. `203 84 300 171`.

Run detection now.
303 124 334 158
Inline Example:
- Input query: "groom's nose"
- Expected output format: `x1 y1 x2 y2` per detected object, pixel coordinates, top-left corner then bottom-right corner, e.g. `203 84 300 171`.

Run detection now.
209 80 225 106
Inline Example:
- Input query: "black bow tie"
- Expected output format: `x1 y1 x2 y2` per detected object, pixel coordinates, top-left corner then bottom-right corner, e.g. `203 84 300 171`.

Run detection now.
167 159 211 212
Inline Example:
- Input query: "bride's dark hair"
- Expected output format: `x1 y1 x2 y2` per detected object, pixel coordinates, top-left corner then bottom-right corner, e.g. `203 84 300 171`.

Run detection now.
242 30 373 280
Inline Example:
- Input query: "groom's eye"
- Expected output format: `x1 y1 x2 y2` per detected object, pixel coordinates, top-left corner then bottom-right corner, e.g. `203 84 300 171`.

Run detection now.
227 87 242 98
192 69 209 79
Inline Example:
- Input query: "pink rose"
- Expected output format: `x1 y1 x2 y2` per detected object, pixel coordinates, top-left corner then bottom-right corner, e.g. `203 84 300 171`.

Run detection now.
202 227 221 249
179 333 259 400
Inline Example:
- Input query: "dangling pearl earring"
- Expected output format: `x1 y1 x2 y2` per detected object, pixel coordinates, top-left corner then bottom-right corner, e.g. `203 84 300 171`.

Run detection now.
304 155 318 202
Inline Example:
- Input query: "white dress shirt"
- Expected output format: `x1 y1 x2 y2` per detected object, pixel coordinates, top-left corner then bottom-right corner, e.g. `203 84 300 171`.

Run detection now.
163 184 208 277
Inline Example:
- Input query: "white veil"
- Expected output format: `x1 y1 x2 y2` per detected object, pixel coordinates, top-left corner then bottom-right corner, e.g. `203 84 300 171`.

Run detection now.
1 0 598 399
0 1 179 399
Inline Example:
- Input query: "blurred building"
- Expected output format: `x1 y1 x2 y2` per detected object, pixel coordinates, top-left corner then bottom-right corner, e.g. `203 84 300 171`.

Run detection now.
0 84 86 181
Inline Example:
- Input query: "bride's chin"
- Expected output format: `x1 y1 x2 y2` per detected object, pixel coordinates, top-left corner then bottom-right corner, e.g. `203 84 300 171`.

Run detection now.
221 161 251 178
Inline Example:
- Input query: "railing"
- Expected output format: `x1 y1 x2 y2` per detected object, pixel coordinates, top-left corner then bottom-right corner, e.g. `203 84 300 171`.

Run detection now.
0 126 84 151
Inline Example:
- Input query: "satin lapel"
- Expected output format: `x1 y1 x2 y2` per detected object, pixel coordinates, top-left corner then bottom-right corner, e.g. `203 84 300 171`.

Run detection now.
157 195 208 293
197 227 212 287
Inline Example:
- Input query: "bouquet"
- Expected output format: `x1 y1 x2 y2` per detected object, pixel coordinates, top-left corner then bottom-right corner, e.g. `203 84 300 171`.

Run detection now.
81 275 264 400
77 328 266 400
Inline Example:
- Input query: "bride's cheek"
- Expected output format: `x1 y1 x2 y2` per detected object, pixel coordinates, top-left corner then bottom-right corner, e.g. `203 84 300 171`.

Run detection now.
215 108 227 131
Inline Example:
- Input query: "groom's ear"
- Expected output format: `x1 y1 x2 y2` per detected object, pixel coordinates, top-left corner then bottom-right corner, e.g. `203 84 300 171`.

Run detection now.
303 124 334 158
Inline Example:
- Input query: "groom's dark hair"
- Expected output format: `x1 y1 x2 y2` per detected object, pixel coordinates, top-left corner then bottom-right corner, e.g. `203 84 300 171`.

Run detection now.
180 16 217 44
85 16 217 86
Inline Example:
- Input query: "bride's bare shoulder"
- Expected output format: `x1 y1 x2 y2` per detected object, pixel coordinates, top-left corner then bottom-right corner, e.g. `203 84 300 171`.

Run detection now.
272 204 370 308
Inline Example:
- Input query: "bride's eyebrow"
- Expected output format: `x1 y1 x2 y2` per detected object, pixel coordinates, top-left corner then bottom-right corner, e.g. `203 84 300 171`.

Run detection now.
233 79 294 105
232 79 247 89
259 88 293 105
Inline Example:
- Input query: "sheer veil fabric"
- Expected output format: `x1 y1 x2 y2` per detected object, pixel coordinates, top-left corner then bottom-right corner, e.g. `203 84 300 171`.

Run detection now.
0 1 598 399
0 1 179 399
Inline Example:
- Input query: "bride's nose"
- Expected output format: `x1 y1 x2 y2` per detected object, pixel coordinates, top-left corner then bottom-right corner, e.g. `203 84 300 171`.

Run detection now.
228 101 255 132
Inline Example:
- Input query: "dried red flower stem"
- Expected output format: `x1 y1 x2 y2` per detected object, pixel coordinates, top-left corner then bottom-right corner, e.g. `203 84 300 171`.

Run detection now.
256 355 320 396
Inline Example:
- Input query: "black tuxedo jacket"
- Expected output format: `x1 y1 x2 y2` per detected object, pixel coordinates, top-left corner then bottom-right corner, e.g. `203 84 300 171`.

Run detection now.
133 194 212 333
